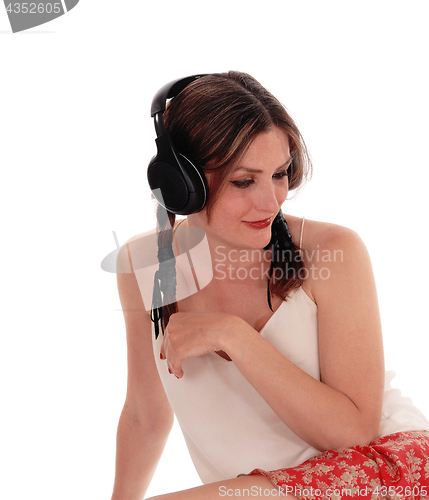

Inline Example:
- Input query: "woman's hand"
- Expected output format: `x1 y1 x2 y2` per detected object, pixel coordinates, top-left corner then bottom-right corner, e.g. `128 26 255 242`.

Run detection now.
160 312 250 378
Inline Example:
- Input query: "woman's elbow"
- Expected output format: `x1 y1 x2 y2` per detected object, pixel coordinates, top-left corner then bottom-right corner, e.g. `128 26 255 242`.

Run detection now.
335 418 380 450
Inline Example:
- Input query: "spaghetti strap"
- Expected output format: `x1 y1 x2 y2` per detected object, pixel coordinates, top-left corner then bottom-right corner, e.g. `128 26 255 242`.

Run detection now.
299 217 305 250
172 218 185 255
126 243 134 273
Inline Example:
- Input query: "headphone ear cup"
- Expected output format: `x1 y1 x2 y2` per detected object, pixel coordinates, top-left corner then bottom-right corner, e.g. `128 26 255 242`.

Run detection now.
175 153 208 214
147 133 207 215
148 158 189 213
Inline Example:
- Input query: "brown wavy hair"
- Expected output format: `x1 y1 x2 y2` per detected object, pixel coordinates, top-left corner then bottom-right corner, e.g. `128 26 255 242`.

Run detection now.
156 71 312 332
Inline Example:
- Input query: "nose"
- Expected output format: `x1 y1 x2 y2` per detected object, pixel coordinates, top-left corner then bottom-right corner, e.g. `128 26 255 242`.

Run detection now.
253 180 285 215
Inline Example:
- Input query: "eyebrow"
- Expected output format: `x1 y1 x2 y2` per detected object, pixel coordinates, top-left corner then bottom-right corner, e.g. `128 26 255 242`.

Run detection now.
235 157 292 174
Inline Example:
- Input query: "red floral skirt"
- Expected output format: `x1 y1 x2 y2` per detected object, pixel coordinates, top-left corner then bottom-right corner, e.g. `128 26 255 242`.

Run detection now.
247 431 429 499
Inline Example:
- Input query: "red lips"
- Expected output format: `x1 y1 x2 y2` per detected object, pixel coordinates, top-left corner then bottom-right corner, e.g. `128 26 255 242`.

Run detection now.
242 218 272 229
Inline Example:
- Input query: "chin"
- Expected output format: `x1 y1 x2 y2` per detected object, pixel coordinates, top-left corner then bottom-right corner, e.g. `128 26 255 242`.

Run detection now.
245 232 273 250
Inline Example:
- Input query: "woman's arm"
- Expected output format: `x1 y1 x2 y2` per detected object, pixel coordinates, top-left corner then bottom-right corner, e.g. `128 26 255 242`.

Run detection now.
111 244 174 500
226 224 384 451
163 223 385 452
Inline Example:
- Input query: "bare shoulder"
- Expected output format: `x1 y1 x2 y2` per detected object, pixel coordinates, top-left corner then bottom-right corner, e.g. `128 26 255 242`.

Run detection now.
285 215 373 302
116 227 159 276
116 229 158 315
286 215 362 250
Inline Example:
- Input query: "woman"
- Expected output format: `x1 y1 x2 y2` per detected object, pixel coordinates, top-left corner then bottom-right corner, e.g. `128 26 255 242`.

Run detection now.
111 72 429 500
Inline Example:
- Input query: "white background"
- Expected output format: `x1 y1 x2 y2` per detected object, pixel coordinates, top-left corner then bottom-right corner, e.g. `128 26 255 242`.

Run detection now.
1 1 428 499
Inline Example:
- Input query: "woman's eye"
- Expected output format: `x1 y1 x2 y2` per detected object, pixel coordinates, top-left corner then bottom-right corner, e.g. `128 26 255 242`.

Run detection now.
231 179 254 188
231 167 290 188
273 169 289 180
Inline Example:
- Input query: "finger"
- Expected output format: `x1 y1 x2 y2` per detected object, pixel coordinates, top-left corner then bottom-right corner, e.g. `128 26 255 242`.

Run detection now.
165 340 184 378
160 340 166 360
167 363 183 379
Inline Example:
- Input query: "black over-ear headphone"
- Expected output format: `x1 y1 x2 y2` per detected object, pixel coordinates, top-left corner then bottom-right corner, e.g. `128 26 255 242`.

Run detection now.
147 75 209 215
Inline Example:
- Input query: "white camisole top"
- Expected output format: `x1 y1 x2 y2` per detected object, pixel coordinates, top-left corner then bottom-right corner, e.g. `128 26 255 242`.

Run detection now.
129 221 429 484
151 286 429 484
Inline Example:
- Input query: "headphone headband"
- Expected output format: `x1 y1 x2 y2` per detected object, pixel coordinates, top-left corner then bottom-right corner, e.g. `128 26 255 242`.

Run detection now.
151 75 207 116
